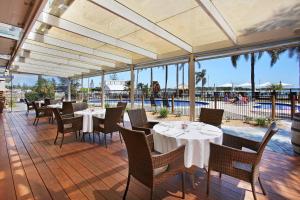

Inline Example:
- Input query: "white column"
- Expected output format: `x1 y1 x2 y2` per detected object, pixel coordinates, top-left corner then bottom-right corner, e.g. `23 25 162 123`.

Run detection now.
68 79 71 101
188 54 195 121
81 75 83 101
101 71 105 108
130 64 135 109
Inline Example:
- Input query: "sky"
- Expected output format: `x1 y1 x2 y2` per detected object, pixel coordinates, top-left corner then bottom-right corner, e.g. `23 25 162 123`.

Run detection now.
12 51 299 89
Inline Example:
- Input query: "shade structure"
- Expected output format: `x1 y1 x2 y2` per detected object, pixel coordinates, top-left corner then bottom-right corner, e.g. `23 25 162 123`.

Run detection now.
236 82 251 88
278 82 293 88
258 82 272 88
0 0 299 78
217 83 233 88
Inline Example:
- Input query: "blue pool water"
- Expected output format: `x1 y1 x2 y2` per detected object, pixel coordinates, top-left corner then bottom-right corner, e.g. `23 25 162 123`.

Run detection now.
253 102 299 110
89 99 209 107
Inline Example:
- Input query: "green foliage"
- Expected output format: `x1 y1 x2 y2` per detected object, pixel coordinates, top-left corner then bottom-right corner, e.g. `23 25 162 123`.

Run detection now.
269 84 283 91
105 103 110 108
25 92 40 102
255 118 267 126
159 108 168 118
34 75 55 99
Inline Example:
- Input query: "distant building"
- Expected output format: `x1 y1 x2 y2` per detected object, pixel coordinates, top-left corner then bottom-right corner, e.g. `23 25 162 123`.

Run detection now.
104 80 126 91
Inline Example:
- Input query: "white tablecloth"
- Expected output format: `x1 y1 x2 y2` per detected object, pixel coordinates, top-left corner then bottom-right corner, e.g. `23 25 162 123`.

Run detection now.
74 109 106 132
153 121 223 168
47 104 63 109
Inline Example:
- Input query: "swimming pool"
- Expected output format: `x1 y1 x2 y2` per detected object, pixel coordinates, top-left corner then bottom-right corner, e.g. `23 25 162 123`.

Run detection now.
253 102 300 111
89 99 209 107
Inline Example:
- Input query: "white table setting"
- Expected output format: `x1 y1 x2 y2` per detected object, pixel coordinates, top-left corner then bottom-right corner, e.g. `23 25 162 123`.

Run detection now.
35 100 44 107
47 103 63 109
153 121 223 168
74 108 106 132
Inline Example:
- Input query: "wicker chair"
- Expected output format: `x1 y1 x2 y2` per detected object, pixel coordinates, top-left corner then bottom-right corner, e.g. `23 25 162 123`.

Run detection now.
92 107 123 148
62 101 76 117
72 102 88 112
32 102 52 126
117 101 127 125
199 108 224 127
206 122 278 200
53 108 83 148
127 108 158 135
24 98 34 115
118 125 185 200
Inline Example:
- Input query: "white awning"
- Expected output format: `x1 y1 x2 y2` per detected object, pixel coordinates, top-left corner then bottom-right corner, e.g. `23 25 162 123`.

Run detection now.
3 0 299 78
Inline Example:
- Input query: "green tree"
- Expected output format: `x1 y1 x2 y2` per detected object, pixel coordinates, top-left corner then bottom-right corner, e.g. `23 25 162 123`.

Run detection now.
164 65 168 95
179 63 185 94
231 52 263 94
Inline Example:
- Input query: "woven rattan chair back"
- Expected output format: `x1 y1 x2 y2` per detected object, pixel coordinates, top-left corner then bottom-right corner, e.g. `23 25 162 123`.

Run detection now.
62 101 75 115
52 108 64 133
103 107 123 133
44 98 51 106
72 102 88 112
117 102 127 122
118 125 153 187
32 102 40 117
127 108 147 128
199 108 224 127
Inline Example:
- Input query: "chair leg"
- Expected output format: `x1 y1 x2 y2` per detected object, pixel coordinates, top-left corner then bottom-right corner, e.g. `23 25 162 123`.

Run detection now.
258 176 266 195
75 131 78 140
206 170 210 196
104 134 107 148
110 132 113 138
219 172 222 179
36 118 39 126
251 182 257 200
119 132 123 143
60 133 65 148
33 118 36 125
93 132 95 143
123 174 131 200
54 131 59 144
150 188 153 200
181 173 185 199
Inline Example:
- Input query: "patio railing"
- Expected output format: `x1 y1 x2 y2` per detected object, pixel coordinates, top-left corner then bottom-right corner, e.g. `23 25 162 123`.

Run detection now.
91 89 298 120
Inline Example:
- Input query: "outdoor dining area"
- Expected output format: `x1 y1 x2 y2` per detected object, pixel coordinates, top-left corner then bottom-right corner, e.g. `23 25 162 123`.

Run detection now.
1 0 300 199
2 97 293 200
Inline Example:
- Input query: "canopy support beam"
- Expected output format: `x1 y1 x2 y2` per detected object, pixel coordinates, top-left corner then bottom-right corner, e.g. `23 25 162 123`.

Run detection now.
101 71 105 108
130 64 135 109
188 54 195 121
68 79 71 101
196 0 237 44
89 0 192 52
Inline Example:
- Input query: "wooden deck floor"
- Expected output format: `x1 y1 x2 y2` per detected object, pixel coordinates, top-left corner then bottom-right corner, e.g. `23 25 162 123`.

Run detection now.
0 111 299 200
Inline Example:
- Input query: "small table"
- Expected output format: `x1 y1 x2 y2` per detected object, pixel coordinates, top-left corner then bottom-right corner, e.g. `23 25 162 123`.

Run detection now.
74 108 106 132
153 121 223 168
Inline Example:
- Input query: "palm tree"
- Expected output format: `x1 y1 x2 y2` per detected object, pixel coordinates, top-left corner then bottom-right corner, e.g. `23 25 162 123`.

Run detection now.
164 65 168 95
196 69 207 94
231 52 263 94
179 63 185 94
288 46 300 88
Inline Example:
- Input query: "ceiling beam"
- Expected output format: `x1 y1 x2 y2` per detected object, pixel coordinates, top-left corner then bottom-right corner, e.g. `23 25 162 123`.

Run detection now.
195 0 237 44
38 12 157 59
12 64 73 77
21 42 113 69
13 61 85 75
19 50 102 71
89 0 193 53
28 31 131 64
15 57 90 73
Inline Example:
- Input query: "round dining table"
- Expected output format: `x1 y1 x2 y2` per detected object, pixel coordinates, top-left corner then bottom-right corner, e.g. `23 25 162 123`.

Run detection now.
153 121 223 168
74 108 106 132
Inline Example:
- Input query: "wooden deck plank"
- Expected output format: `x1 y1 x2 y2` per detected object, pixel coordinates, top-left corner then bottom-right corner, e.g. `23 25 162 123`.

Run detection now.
1 111 300 200
0 116 17 200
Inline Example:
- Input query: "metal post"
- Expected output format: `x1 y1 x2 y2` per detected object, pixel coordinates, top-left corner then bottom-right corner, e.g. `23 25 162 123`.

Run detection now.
10 75 13 112
188 54 195 121
271 91 276 120
68 79 71 101
142 94 144 109
214 92 217 109
172 95 174 113
291 92 296 119
101 71 105 108
130 64 135 109
81 74 83 101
